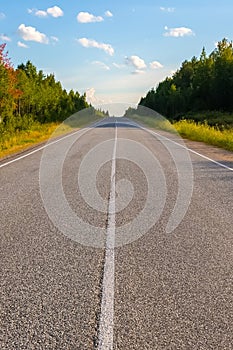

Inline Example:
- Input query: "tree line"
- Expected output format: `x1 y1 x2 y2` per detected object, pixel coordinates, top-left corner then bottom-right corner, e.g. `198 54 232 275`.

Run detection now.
137 39 233 125
0 43 94 134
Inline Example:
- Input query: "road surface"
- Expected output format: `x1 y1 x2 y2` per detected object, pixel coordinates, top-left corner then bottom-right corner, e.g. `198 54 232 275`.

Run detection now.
1 118 233 349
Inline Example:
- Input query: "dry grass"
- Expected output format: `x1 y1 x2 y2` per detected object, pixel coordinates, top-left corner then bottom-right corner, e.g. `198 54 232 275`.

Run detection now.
128 114 233 152
0 123 72 159
0 110 104 159
174 120 233 152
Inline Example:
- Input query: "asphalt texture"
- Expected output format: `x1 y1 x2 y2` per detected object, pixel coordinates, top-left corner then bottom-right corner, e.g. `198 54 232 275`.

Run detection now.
0 118 233 349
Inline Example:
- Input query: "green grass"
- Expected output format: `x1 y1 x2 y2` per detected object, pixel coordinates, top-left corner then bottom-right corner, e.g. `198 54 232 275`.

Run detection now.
0 123 71 159
0 109 105 159
127 114 175 132
127 114 233 152
173 119 233 151
177 111 233 128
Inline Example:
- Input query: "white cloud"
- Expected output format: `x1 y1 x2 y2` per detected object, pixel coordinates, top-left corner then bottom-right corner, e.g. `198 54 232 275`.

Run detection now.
51 36 59 43
131 70 145 75
113 62 126 69
47 6 63 18
63 65 174 109
77 12 103 23
85 87 104 105
0 34 11 42
28 6 63 18
150 61 163 69
78 38 114 56
35 10 48 17
160 7 175 13
86 87 96 104
18 24 49 44
164 26 194 37
92 61 110 70
0 12 6 20
126 55 147 70
17 41 29 48
105 10 113 17
28 8 48 17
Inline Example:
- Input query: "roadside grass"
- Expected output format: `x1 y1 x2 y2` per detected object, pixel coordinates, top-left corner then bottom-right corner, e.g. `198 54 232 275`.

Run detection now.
0 110 105 159
173 119 233 152
177 111 233 128
0 123 69 159
128 114 233 152
127 114 175 132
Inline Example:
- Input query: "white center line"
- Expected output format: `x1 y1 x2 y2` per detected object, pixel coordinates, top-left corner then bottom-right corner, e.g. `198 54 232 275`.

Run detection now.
98 122 117 350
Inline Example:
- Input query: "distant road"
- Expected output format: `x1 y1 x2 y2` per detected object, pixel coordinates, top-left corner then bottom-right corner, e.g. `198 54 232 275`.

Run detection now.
1 118 233 349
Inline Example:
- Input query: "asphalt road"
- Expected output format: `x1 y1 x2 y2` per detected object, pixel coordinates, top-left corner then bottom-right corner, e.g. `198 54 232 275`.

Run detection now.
1 118 233 349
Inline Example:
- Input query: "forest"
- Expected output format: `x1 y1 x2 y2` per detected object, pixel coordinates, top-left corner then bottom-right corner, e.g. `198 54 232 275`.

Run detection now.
137 39 233 126
0 43 91 136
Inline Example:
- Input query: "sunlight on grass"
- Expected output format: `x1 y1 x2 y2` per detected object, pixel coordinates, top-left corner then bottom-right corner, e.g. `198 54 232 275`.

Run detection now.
174 120 233 152
0 109 105 159
128 114 233 152
0 122 72 159
128 114 175 133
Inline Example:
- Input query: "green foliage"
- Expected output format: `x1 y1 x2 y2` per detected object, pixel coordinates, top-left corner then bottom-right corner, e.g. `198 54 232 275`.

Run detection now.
139 38 233 124
125 112 175 132
174 120 233 152
16 61 89 123
0 122 66 158
125 109 233 152
0 44 91 139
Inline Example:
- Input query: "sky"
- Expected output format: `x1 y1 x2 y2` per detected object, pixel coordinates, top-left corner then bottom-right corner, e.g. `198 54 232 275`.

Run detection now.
0 0 233 109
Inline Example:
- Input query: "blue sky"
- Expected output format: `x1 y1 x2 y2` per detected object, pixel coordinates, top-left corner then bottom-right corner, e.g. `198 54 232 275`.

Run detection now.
0 1 233 106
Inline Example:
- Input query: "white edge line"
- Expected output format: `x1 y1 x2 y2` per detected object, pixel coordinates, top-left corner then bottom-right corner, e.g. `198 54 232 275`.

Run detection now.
125 118 233 172
0 119 104 169
98 121 117 350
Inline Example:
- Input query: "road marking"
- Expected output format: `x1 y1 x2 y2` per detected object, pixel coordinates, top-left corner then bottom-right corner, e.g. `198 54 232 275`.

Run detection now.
0 119 108 169
98 122 117 350
147 129 233 172
126 119 233 172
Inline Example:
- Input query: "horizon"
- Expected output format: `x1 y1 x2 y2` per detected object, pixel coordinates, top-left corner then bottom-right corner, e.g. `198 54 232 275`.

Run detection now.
1 1 232 110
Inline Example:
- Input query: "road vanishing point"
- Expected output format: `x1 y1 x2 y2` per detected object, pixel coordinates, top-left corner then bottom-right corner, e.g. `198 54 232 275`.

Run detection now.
1 117 233 349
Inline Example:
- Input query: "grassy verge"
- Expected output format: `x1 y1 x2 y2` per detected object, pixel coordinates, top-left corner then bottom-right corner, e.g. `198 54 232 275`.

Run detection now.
0 122 72 159
173 120 233 152
127 114 175 132
0 110 105 159
128 114 233 152
176 111 233 128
